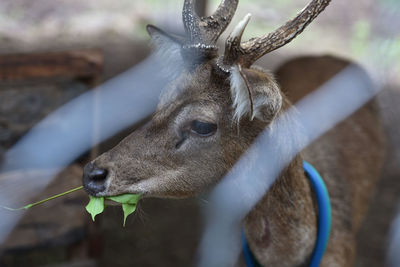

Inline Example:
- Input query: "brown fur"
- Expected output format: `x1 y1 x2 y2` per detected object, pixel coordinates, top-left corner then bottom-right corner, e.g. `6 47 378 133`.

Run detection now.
273 55 386 266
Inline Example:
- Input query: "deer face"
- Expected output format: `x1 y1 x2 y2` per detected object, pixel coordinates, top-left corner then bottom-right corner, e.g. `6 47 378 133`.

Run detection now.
82 0 330 198
83 61 282 198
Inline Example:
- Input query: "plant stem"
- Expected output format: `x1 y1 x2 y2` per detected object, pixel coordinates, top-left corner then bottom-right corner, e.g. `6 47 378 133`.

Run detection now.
1 186 84 211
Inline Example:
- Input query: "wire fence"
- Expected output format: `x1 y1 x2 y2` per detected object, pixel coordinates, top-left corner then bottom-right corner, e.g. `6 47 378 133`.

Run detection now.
0 0 399 266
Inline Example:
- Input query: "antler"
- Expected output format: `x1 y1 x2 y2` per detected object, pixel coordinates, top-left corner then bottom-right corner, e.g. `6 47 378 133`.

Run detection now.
182 0 238 58
219 0 331 72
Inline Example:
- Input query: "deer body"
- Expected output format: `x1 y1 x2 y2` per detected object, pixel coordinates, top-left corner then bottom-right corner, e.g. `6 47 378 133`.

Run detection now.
242 56 386 267
82 1 386 266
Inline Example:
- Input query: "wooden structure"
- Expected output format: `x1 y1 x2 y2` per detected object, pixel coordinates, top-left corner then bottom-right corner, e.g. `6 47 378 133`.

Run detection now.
0 50 103 86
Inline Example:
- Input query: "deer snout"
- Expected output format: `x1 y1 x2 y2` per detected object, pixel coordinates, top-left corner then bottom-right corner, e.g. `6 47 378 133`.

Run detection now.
82 162 109 195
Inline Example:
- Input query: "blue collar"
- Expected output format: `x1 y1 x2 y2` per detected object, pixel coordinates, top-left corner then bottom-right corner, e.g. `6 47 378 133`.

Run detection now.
242 161 332 267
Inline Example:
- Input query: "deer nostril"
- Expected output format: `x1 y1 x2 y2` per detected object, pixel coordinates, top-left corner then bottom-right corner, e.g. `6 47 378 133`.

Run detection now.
83 163 109 195
89 168 108 182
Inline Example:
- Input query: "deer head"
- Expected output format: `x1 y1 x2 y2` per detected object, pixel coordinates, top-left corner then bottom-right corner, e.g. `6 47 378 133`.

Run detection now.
82 0 330 198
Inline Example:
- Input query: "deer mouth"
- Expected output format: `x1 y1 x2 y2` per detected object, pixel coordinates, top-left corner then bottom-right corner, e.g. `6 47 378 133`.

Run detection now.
84 173 149 198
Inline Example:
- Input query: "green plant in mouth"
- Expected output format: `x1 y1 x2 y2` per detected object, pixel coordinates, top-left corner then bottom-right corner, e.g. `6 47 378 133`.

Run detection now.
1 186 141 227
86 194 141 226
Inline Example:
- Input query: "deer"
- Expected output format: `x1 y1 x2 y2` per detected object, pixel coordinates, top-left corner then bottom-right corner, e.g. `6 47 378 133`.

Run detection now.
82 0 386 266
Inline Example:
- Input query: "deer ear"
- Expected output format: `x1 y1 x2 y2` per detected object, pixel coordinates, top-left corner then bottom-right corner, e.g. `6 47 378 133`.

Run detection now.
146 25 184 50
146 25 185 78
230 66 282 123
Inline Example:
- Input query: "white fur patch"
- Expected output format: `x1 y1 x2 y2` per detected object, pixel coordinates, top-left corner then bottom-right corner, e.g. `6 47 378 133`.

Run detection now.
230 65 252 123
230 65 284 124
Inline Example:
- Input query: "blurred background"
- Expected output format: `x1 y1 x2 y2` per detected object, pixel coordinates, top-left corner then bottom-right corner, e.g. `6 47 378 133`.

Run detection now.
0 0 399 266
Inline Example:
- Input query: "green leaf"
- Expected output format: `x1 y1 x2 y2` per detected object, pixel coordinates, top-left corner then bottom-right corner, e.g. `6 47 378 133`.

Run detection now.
84 194 141 226
108 194 141 205
107 194 141 226
1 184 140 227
85 195 105 221
122 203 137 227
1 185 140 227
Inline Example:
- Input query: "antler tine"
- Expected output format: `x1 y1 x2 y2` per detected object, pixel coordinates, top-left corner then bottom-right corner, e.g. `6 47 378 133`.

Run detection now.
239 0 331 67
218 13 252 73
205 0 239 43
182 0 201 43
182 0 238 47
218 0 331 71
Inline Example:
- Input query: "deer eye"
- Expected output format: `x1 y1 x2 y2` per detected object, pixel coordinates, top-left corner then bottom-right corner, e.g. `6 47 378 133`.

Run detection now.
190 120 217 137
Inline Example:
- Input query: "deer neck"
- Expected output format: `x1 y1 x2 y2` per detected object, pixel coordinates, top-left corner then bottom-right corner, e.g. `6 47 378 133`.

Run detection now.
242 154 318 266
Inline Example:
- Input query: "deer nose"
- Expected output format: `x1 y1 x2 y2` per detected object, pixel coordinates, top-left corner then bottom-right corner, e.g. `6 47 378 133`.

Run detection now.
82 162 108 195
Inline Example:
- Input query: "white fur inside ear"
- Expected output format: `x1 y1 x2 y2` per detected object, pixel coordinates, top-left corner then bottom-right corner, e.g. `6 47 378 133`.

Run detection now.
230 65 251 123
230 66 283 123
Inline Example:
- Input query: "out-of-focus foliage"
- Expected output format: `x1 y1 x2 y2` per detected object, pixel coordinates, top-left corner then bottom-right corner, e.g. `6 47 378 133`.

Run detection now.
351 19 371 58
